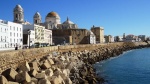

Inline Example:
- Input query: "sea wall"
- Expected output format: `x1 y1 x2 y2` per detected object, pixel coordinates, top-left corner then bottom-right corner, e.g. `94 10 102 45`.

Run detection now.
0 42 149 84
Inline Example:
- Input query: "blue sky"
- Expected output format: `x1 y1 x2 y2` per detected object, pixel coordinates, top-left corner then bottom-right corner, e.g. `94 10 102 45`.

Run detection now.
0 0 150 36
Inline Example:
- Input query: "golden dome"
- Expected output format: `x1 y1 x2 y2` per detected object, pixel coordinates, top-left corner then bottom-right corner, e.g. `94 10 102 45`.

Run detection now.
46 11 59 17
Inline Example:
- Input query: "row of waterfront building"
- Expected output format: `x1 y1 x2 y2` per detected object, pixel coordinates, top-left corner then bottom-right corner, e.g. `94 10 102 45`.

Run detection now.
0 4 148 50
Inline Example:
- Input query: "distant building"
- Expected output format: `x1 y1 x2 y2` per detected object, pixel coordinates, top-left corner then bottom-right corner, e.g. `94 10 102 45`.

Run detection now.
0 19 23 49
138 35 146 41
91 26 104 43
0 20 8 48
105 35 113 43
7 21 23 48
124 34 139 42
87 31 96 44
52 29 89 45
23 24 45 47
44 29 52 45
114 36 123 42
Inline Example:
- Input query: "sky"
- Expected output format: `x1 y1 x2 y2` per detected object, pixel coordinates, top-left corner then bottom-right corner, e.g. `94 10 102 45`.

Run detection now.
0 0 150 36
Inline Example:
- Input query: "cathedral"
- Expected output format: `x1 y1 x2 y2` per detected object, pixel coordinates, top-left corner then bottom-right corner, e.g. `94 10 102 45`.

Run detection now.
13 4 78 30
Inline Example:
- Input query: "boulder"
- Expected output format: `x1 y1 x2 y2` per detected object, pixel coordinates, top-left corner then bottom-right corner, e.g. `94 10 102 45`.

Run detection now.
45 68 53 76
29 69 37 77
15 71 31 83
38 79 51 84
47 59 54 65
0 75 8 84
31 77 38 84
2 68 18 81
35 72 47 79
48 76 59 84
29 61 39 71
8 81 19 84
41 60 51 69
19 61 30 72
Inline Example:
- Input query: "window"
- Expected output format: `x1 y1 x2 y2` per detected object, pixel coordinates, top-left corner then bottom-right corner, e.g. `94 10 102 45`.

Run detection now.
10 38 12 42
20 28 21 31
5 28 6 32
17 39 18 42
10 26 11 30
14 33 15 37
10 32 12 36
14 39 15 43
20 34 21 37
14 27 15 31
17 33 18 37
1 36 2 41
17 27 18 31
5 36 6 42
1 28 2 32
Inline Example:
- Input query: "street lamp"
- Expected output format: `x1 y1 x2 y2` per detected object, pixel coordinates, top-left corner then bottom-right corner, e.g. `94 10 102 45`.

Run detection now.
28 29 31 49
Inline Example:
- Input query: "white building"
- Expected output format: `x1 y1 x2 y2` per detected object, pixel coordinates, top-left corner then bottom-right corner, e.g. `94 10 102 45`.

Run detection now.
88 31 96 44
7 21 23 48
44 29 52 45
23 24 45 47
0 20 8 48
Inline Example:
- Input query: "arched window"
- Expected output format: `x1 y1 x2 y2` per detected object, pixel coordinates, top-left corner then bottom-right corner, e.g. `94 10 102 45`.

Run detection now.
16 14 18 18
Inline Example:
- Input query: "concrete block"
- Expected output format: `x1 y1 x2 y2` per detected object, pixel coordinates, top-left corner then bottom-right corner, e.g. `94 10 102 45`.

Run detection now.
19 61 30 72
31 77 38 84
29 69 37 77
64 78 72 84
45 68 53 76
2 68 18 81
15 72 31 83
38 79 51 84
48 59 54 65
0 75 8 84
48 76 59 84
41 60 51 69
35 72 47 79
8 81 19 84
29 62 39 71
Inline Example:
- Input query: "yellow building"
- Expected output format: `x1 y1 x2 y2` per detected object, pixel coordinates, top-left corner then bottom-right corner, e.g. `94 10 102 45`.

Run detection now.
91 26 104 43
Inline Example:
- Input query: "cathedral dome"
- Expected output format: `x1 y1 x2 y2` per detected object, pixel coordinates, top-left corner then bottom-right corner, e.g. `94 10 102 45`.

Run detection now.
63 17 74 24
34 12 41 18
14 4 23 12
46 11 60 18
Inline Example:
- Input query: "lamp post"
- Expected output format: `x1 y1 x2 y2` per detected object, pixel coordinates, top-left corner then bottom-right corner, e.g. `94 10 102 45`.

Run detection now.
28 29 31 49
49 34 51 46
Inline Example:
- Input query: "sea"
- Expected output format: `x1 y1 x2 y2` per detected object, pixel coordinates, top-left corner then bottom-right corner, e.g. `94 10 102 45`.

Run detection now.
94 48 150 84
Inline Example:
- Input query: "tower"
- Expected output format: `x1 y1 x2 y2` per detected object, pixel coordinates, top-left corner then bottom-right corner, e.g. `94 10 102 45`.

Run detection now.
33 12 42 24
13 4 24 23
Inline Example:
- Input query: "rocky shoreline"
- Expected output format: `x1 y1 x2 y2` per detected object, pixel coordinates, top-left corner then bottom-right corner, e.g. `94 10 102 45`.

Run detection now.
0 42 149 84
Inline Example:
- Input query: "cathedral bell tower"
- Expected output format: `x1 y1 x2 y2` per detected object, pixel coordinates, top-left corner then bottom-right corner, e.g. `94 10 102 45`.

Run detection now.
13 4 24 23
33 12 42 24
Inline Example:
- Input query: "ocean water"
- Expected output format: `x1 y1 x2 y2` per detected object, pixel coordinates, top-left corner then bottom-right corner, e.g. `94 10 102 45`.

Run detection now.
94 48 150 84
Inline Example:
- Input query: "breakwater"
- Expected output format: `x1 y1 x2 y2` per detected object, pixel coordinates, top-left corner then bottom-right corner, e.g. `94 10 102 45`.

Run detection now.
0 42 149 84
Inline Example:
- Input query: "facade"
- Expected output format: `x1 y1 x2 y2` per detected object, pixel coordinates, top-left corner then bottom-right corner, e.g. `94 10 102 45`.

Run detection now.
0 20 8 48
88 31 96 44
44 29 52 45
23 24 45 46
52 29 89 45
105 35 112 43
124 34 139 42
114 36 123 42
91 26 104 43
138 35 146 41
7 21 23 48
